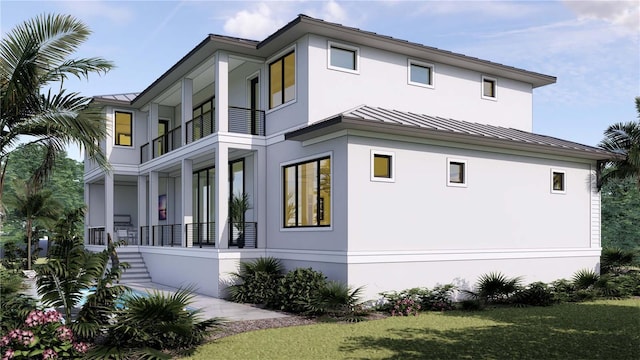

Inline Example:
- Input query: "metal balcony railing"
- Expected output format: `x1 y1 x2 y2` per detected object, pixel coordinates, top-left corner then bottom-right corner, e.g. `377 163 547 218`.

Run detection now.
87 226 105 245
148 224 182 246
185 222 216 248
229 222 257 248
186 112 215 144
229 107 265 136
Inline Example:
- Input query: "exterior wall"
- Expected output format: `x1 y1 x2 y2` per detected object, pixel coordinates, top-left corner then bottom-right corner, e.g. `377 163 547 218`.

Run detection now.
307 34 533 131
264 136 348 251
87 183 105 227
228 61 262 109
114 184 138 227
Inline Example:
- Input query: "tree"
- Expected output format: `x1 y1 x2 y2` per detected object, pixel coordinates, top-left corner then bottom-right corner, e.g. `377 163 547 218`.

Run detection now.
601 176 640 250
598 97 640 189
0 13 112 217
5 179 61 270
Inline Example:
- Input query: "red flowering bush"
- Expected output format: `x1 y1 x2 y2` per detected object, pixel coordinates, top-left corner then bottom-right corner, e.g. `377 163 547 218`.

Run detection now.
0 310 89 359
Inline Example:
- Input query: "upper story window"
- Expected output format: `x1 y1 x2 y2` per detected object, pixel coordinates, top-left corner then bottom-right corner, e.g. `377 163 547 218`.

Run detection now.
447 158 467 187
328 41 359 73
551 169 566 194
269 51 295 109
283 156 331 228
408 60 434 88
482 76 497 100
114 111 133 146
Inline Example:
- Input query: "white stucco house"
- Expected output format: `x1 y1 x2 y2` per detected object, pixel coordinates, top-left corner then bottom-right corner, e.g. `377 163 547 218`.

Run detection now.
84 15 613 298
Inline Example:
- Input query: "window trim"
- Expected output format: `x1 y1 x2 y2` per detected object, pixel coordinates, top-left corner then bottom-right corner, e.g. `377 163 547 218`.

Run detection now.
551 169 566 194
447 158 468 188
267 46 296 111
481 75 497 101
281 152 332 230
327 41 360 74
371 150 395 182
113 110 134 147
407 59 435 89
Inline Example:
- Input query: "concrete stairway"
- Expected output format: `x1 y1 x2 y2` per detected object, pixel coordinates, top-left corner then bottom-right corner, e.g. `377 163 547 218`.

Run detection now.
117 252 152 284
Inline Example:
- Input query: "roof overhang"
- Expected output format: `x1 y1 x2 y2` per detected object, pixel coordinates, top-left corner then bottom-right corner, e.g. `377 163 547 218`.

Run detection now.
286 115 615 161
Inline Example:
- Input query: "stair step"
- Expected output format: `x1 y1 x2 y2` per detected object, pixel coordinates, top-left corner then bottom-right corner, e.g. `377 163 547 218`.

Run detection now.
115 251 152 283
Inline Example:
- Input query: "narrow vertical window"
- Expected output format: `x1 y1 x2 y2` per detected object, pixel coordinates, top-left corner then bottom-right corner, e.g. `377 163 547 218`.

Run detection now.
447 159 467 187
282 156 331 228
114 111 133 146
269 51 295 109
482 76 497 99
551 170 566 193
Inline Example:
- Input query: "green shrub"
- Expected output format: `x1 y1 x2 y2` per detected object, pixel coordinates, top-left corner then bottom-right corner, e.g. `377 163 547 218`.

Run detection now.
0 267 36 332
572 268 599 290
601 248 637 274
378 287 430 314
513 282 555 307
466 271 523 304
421 284 456 311
458 299 484 311
227 257 284 305
550 279 577 302
273 268 327 313
309 281 366 319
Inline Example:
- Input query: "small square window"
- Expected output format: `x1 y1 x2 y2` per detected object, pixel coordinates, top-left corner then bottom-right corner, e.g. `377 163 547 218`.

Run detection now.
482 76 497 99
371 151 394 182
408 60 434 88
328 41 359 73
447 159 467 187
551 170 566 193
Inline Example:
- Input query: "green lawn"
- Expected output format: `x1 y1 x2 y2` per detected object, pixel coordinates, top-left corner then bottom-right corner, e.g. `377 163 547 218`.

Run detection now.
183 299 640 360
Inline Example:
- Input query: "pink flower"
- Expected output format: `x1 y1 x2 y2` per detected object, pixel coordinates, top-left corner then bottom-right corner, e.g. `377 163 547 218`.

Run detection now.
3 348 15 360
56 326 73 342
73 342 89 353
42 349 58 359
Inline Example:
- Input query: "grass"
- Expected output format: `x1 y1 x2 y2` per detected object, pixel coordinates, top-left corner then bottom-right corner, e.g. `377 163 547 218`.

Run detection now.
182 298 640 360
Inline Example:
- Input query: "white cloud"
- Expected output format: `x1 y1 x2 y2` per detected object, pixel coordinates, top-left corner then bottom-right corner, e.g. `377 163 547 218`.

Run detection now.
421 0 541 18
321 0 347 23
60 0 134 25
563 0 640 33
223 3 287 40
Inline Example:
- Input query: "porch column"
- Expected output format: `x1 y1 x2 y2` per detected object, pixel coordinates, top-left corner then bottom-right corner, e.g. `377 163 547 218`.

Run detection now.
256 147 267 248
148 102 159 159
84 183 90 244
104 174 114 249
214 51 228 133
181 78 193 146
181 159 193 247
137 175 147 245
214 143 229 248
149 171 159 245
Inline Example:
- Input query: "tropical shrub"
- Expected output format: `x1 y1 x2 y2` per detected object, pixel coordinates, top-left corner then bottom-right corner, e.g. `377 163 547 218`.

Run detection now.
378 287 430 314
273 268 327 313
601 248 637 274
0 309 89 360
572 269 599 290
549 278 577 302
466 272 523 304
512 282 555 307
421 284 456 311
227 257 284 305
87 287 222 359
308 281 366 319
0 267 36 333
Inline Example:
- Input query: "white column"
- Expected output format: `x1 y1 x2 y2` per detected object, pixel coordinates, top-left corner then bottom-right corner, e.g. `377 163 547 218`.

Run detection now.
84 183 90 244
215 143 229 248
181 78 193 145
137 175 147 245
149 171 159 245
214 51 229 133
181 159 193 247
148 102 159 159
104 174 114 249
256 147 267 248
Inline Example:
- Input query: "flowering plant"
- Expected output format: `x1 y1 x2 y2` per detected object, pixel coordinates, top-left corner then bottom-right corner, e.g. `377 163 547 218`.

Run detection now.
391 298 421 316
0 309 89 359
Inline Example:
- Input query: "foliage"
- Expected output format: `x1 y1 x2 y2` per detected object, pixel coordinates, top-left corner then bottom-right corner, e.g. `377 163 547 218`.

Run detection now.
272 268 326 314
89 287 223 359
598 97 640 189
601 176 640 250
572 268 599 290
0 267 36 333
512 282 555 307
379 285 456 314
229 192 249 248
421 284 456 311
227 257 284 305
184 299 640 360
308 281 365 319
0 309 89 359
1 240 26 270
466 271 523 304
601 247 637 274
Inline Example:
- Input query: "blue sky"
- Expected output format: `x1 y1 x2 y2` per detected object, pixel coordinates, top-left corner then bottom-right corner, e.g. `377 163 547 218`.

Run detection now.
2 0 639 160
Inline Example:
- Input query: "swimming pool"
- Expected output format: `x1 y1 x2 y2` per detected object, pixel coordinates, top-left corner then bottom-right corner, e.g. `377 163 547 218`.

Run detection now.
77 287 148 308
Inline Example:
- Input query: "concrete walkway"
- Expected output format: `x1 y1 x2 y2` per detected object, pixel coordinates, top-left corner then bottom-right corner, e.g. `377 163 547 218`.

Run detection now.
126 282 290 321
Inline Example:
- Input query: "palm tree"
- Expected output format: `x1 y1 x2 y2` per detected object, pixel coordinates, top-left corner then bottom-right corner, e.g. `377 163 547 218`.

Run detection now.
598 97 640 189
0 13 113 214
5 179 61 270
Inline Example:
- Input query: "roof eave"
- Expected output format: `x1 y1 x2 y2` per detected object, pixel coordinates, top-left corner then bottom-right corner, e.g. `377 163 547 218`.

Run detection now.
286 116 613 161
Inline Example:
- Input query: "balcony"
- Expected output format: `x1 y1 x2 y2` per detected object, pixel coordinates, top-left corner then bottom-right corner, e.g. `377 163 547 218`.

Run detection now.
140 106 265 163
139 222 257 248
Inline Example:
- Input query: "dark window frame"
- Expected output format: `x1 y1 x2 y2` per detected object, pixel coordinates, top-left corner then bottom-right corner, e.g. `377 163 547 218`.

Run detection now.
282 156 331 228
269 50 295 109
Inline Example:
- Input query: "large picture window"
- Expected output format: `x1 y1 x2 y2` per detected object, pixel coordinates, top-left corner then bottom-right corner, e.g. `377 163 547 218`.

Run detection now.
283 157 331 228
114 111 133 146
269 51 295 109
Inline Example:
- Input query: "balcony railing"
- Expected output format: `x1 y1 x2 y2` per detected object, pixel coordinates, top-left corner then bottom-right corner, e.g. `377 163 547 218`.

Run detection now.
186 112 215 144
152 126 181 158
229 107 265 136
87 226 105 245
137 222 256 248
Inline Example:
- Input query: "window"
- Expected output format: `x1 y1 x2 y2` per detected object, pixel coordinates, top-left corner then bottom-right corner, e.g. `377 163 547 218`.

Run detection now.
408 60 434 88
371 151 395 182
551 169 566 193
283 157 331 228
269 51 295 109
114 111 133 146
482 76 497 99
328 42 359 73
447 159 467 187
